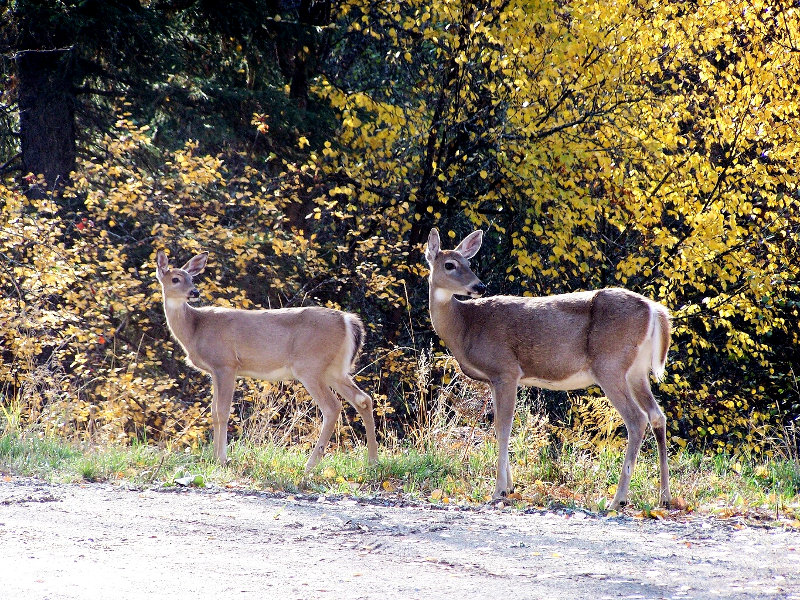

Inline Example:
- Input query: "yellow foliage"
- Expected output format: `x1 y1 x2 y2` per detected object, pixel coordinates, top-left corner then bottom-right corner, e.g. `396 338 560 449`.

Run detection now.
2 0 799 457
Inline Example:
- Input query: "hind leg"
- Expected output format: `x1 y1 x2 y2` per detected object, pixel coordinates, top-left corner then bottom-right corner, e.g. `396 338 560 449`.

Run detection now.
331 375 378 464
595 376 648 510
297 376 343 472
630 376 671 507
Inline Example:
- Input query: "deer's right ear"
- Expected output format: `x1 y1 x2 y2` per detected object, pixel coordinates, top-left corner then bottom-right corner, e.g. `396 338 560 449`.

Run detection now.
182 252 208 277
156 250 169 277
425 228 441 266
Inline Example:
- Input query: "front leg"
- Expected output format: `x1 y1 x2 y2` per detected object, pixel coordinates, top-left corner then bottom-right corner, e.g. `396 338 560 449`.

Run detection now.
490 377 519 500
210 368 236 464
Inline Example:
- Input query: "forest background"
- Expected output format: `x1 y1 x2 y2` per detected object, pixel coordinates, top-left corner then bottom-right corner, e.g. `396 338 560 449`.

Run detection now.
1 0 799 474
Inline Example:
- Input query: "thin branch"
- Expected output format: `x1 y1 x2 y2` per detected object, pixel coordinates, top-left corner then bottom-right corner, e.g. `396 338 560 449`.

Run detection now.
73 86 127 99
11 46 74 59
0 152 21 173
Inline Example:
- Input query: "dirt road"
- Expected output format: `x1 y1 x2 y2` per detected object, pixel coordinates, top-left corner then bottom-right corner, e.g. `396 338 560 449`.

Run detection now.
1 476 798 599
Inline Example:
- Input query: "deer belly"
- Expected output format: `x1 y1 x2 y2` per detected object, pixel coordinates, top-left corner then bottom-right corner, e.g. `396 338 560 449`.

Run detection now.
520 370 595 391
238 367 295 382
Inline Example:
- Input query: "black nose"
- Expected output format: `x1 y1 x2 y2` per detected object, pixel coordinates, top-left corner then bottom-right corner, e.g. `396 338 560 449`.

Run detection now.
472 282 487 295
189 289 200 299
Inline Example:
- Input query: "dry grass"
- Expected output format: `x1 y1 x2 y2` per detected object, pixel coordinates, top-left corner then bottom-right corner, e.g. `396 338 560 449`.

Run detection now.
2 348 799 521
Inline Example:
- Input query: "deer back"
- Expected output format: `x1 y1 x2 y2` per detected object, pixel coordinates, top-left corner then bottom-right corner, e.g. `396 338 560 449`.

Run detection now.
170 305 353 380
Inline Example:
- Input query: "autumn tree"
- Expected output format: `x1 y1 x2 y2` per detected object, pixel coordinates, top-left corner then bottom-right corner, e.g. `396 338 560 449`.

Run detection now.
0 0 174 194
300 0 800 448
1 0 798 454
0 0 339 196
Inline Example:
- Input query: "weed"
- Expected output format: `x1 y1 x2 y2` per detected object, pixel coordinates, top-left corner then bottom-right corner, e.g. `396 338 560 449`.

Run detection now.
2 353 799 519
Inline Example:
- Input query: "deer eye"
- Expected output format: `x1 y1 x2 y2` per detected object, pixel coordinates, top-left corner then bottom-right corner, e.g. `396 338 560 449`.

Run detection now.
171 277 180 284
444 261 457 271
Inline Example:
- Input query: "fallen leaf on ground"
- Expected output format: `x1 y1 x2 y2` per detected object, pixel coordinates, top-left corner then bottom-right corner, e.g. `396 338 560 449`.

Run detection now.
671 497 689 511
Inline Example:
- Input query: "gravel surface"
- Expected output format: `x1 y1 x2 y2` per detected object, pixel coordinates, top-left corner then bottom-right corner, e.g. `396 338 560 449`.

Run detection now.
1 476 799 599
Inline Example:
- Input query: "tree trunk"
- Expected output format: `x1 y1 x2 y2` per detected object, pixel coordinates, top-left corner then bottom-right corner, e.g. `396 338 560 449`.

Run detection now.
16 48 76 196
289 0 331 108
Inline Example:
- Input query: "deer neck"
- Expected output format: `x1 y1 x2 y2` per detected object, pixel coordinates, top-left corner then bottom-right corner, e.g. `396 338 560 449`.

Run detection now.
428 286 469 353
162 297 198 348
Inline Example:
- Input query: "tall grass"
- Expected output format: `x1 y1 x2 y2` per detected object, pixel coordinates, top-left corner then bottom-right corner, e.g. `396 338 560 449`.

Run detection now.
2 354 799 519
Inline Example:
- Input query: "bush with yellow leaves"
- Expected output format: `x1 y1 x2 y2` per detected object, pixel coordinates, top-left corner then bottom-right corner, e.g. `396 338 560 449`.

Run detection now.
3 0 800 461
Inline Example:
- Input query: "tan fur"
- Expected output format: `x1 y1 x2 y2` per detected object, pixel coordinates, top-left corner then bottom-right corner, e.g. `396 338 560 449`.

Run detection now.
425 229 672 510
156 250 378 470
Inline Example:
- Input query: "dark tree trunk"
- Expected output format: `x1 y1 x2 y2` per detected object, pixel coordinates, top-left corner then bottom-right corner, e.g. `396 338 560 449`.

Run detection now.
16 48 77 196
289 0 331 108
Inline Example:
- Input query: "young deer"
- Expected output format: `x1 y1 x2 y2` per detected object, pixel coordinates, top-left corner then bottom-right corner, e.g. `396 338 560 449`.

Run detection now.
155 250 378 470
424 228 672 510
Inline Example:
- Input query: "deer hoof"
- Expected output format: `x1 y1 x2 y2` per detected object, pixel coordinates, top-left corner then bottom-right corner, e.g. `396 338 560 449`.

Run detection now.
607 499 627 512
490 497 513 507
489 491 513 506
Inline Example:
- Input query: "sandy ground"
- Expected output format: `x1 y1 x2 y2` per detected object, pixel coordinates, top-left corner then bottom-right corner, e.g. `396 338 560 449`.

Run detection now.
1 476 799 600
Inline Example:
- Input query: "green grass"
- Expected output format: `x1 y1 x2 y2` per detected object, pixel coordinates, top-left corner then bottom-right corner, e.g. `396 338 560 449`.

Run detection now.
1 427 799 524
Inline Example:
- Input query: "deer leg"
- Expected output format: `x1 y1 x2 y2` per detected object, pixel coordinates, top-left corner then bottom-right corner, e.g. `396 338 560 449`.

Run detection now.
490 378 518 500
299 378 343 473
599 381 648 510
630 377 672 507
210 368 236 464
331 376 378 464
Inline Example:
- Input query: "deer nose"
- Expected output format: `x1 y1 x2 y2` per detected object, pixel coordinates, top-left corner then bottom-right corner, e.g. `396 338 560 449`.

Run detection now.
472 282 487 296
188 289 200 299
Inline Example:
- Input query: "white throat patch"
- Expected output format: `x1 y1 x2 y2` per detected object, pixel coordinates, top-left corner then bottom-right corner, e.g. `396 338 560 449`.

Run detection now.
433 288 454 304
165 298 186 312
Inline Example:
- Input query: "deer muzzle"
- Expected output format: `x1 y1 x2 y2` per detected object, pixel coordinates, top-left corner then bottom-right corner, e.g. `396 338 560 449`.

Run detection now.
470 282 487 297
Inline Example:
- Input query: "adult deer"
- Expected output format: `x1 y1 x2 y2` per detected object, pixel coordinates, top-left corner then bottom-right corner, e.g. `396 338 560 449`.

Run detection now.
424 228 672 510
155 250 378 470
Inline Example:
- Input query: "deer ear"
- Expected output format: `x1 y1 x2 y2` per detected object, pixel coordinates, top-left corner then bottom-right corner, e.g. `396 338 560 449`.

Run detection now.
156 250 169 277
182 252 208 276
425 228 441 266
455 230 483 259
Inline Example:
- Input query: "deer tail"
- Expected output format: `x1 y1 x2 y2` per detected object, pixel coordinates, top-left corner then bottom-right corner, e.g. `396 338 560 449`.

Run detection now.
650 303 671 381
343 313 365 372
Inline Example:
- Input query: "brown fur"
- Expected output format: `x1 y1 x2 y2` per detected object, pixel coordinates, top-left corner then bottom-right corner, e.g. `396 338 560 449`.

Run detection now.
155 250 378 470
425 229 672 509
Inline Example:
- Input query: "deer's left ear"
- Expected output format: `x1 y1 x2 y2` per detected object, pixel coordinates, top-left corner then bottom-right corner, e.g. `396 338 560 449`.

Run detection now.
425 228 441 266
182 252 208 277
455 230 483 259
